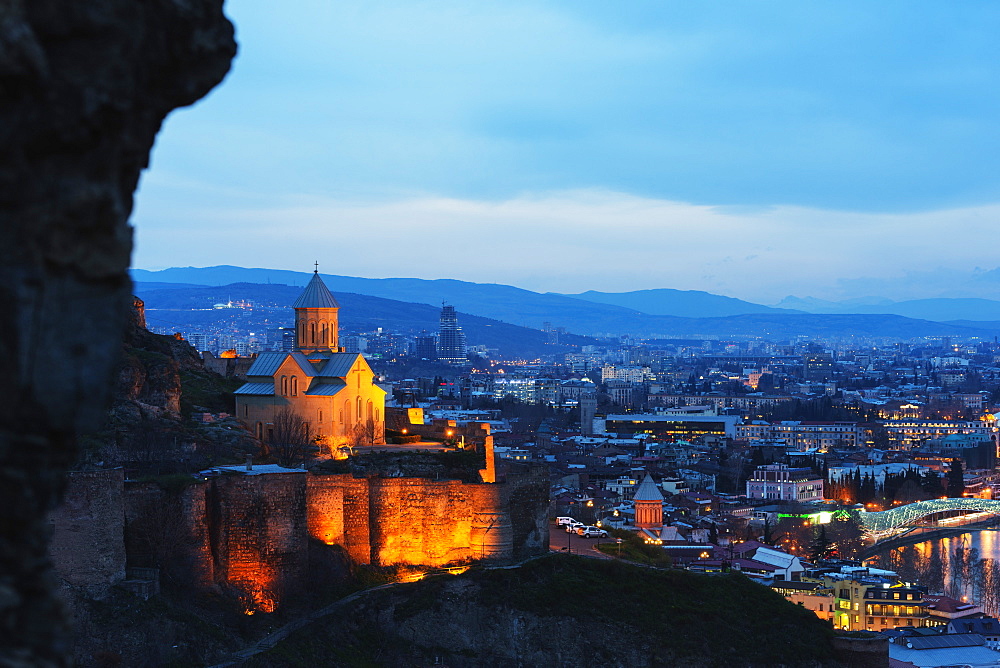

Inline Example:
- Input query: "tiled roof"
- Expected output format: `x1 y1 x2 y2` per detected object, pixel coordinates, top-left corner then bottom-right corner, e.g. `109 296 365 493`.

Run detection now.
292 272 339 308
949 618 1000 636
925 594 978 613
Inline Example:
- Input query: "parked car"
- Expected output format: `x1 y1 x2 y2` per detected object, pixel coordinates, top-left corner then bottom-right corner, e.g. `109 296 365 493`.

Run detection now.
555 516 577 526
576 526 609 538
565 521 585 533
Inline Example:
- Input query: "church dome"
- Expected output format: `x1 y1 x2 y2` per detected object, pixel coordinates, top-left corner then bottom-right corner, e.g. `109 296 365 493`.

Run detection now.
293 271 339 308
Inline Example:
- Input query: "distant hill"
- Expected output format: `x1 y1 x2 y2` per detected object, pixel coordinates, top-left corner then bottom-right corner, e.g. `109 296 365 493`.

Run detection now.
133 267 1000 340
134 282 597 358
777 295 1000 322
563 288 798 317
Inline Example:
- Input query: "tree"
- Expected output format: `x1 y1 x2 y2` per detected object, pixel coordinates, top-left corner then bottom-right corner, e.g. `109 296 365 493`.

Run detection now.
267 407 311 467
763 518 774 545
947 458 965 498
921 469 946 498
809 525 834 562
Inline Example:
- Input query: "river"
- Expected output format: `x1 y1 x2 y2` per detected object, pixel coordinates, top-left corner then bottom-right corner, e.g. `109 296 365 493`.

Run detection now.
867 528 1000 616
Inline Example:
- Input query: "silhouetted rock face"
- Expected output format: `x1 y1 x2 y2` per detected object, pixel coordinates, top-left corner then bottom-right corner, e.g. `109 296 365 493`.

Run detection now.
0 2 234 664
118 297 203 416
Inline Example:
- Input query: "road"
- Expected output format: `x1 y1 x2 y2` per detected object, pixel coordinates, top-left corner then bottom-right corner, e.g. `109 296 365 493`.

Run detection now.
548 522 615 559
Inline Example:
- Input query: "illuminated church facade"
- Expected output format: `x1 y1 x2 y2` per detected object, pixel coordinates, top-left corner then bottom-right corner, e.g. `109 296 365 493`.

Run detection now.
235 270 385 451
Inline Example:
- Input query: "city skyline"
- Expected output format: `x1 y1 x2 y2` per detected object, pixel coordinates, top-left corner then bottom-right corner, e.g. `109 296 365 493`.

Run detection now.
133 1 1000 303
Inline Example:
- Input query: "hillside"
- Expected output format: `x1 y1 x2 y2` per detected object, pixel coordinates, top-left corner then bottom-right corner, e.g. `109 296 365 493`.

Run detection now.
778 295 1000 322
247 555 841 667
133 283 598 358
564 287 799 317
133 266 1000 339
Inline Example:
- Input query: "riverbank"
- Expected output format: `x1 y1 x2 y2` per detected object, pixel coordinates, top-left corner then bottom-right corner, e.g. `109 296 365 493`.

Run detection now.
861 516 1000 560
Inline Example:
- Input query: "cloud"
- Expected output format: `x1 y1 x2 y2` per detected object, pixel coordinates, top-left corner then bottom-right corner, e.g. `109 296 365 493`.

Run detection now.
132 185 1000 304
147 0 1000 212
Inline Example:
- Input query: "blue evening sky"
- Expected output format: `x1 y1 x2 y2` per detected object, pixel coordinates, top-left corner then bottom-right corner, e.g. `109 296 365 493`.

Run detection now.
133 1 1000 303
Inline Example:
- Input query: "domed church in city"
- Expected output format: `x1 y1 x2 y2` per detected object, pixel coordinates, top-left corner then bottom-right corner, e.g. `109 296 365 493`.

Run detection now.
234 269 385 453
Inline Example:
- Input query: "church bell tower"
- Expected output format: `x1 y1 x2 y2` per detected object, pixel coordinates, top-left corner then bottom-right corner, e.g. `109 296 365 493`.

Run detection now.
293 266 339 354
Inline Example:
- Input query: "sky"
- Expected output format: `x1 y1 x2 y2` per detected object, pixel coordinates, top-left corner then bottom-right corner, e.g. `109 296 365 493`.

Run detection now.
133 1 1000 304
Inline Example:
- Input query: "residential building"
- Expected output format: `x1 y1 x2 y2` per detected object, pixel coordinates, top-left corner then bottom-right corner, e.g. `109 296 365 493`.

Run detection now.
745 464 824 502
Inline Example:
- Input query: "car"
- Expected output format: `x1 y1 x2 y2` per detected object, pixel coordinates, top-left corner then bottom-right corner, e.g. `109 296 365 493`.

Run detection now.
555 516 577 526
565 521 585 533
576 526 609 538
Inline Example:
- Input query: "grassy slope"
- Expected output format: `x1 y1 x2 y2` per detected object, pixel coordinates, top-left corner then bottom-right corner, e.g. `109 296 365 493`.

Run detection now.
249 556 837 667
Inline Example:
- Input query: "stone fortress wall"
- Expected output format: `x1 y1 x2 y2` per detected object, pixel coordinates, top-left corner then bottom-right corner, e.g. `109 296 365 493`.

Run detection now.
50 462 548 612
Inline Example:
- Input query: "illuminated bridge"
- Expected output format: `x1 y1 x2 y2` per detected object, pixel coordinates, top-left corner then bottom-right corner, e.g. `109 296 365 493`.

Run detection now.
856 498 1000 542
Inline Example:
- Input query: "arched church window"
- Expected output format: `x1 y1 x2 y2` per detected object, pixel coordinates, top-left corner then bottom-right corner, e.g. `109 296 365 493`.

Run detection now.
344 400 351 423
310 322 317 344
367 401 373 421
375 408 380 423
321 321 327 344
281 376 288 396
291 376 298 396
357 397 362 420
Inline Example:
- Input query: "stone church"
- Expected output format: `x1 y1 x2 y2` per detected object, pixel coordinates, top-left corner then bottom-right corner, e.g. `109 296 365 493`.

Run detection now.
235 270 385 452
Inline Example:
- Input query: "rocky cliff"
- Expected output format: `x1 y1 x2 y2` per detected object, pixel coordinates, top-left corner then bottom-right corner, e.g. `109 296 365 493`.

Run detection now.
0 3 234 661
79 297 254 471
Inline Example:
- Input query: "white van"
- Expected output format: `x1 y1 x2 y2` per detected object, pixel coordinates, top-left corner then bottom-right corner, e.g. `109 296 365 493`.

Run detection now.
555 517 577 526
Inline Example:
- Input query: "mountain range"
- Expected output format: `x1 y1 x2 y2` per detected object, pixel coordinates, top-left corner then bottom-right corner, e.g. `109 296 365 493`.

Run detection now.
132 266 1000 341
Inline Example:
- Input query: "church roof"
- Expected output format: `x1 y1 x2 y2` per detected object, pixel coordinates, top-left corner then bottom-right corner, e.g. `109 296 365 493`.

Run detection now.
633 473 665 502
319 353 361 378
293 272 339 309
288 352 321 375
304 382 347 396
245 351 288 377
234 382 274 395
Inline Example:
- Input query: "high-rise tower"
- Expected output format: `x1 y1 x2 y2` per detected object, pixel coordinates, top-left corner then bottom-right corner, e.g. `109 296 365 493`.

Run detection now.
293 268 339 354
437 304 467 364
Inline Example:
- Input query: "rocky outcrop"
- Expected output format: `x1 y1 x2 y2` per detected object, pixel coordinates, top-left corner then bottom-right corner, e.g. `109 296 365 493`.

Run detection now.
0 2 234 664
116 297 204 417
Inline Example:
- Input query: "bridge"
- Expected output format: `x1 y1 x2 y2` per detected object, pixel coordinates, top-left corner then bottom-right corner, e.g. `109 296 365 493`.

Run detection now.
855 498 1000 542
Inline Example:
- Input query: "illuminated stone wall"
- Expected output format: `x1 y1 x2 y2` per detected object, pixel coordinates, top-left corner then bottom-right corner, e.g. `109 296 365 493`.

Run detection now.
308 474 523 566
211 472 309 613
55 464 548 612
